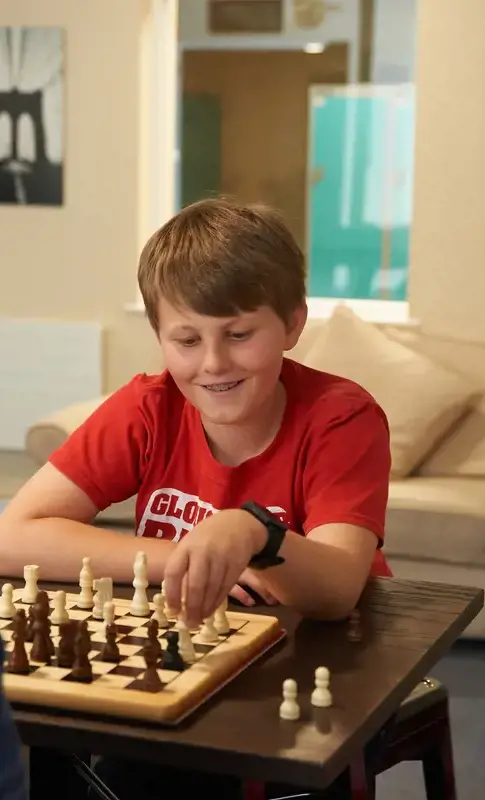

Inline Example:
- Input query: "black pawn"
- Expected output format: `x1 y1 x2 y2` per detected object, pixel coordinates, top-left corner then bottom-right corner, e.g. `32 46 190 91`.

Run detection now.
161 630 185 671
101 622 120 663
57 620 76 668
140 638 163 692
25 604 35 642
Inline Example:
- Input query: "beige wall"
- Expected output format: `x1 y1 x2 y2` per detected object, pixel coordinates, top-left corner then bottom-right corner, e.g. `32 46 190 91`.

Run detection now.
0 0 161 394
409 0 485 343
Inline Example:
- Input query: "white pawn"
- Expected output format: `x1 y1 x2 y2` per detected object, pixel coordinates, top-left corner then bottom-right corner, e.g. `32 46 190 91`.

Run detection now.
199 613 219 643
311 666 332 707
0 584 16 620
152 593 169 628
21 564 39 604
50 590 70 625
214 597 230 634
78 557 94 609
279 678 300 720
103 600 115 632
176 618 196 663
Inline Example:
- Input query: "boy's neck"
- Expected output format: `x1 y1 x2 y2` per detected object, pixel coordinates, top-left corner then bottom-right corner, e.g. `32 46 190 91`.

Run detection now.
201 381 287 467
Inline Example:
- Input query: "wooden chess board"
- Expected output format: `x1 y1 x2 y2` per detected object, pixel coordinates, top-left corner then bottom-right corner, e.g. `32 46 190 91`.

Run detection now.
1 588 285 725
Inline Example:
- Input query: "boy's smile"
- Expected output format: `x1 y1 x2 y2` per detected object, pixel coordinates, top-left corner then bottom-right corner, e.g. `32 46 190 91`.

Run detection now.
157 297 306 463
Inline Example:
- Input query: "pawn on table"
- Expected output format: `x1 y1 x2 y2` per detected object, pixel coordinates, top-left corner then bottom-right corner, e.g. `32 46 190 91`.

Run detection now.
141 636 163 692
311 666 332 707
175 619 196 664
152 593 169 628
101 622 121 663
51 590 69 625
71 620 93 682
279 678 300 720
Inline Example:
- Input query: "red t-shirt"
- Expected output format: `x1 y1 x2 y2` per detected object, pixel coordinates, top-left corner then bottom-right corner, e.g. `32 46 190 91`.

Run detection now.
49 358 392 577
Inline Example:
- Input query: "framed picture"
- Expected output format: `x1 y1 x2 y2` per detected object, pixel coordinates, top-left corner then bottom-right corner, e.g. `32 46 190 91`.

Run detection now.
0 26 64 206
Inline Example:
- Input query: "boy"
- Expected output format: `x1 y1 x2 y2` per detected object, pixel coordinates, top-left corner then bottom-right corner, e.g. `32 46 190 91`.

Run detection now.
0 637 27 800
0 198 391 797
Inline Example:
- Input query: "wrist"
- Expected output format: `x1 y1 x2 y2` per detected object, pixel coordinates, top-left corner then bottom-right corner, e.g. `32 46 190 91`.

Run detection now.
240 508 268 555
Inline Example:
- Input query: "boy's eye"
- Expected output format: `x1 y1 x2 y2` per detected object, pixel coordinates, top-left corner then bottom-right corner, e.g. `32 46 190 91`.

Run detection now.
228 330 252 340
179 338 199 347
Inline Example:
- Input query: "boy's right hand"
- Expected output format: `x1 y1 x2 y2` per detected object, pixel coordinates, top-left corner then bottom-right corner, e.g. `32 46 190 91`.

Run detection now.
230 569 279 606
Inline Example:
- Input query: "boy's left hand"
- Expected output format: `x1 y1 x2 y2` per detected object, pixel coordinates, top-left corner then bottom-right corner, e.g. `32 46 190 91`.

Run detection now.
162 508 267 627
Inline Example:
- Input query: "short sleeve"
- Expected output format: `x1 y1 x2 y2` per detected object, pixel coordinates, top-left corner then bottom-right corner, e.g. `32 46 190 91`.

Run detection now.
48 375 156 510
302 397 391 542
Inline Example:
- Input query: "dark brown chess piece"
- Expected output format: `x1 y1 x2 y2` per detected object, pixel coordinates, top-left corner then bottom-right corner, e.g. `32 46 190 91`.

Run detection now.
7 609 30 674
57 620 76 668
100 622 120 663
30 600 51 664
25 604 35 642
71 620 93 682
140 637 163 691
146 618 162 660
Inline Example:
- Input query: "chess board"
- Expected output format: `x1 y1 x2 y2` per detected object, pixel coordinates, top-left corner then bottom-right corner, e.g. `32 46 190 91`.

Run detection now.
0 589 285 725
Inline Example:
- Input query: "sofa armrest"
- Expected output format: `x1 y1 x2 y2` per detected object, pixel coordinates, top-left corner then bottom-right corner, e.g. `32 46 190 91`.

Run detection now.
25 396 109 465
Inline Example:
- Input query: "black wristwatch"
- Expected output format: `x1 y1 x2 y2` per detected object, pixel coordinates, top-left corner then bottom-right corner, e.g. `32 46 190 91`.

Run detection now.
242 500 288 570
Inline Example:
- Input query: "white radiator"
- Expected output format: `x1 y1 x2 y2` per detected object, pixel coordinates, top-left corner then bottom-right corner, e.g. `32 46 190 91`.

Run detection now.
0 317 103 450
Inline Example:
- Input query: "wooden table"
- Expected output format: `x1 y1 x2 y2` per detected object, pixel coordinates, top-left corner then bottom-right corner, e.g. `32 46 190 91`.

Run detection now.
3 575 483 798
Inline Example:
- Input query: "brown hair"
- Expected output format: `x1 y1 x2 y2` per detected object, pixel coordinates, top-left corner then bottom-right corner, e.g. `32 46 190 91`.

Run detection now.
137 196 306 331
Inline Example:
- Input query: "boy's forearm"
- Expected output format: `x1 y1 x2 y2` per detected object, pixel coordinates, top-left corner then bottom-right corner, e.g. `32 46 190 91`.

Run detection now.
0 518 176 585
253 530 366 620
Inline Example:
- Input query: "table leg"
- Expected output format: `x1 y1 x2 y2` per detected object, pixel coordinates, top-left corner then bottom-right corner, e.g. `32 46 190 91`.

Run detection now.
422 717 457 800
28 747 91 800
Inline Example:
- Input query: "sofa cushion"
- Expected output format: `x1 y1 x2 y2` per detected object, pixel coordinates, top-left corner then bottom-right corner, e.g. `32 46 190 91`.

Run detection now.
386 477 485 567
302 306 479 478
418 396 485 477
25 396 108 465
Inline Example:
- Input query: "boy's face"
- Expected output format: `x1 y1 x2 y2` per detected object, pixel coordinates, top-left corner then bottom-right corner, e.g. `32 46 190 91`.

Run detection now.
157 297 306 427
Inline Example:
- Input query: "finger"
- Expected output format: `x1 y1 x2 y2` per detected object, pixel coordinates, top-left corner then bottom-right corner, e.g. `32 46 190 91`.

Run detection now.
184 552 210 627
212 564 236 614
163 550 190 614
201 556 226 621
229 584 255 606
244 573 279 605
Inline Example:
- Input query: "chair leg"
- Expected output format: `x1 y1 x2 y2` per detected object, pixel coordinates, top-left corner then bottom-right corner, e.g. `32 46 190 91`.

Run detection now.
422 713 457 800
243 780 266 800
348 752 376 800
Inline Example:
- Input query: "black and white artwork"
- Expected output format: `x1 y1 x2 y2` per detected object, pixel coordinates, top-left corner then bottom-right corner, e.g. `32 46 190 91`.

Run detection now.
0 27 64 206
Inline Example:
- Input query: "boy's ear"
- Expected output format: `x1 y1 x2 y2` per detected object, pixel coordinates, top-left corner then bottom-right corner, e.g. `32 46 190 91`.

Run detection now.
284 302 308 350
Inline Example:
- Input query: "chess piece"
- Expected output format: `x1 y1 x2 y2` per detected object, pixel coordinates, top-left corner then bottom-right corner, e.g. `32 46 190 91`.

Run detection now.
25 604 35 642
175 619 196 664
57 620 77 668
131 552 149 616
311 666 332 707
347 609 362 642
71 621 93 682
146 618 162 659
214 597 230 635
51 590 69 625
152 592 169 628
93 578 113 619
103 600 115 633
7 609 30 674
140 637 163 691
78 557 94 609
279 678 300 720
100 622 121 663
30 600 51 664
21 565 39 604
199 614 219 644
161 630 185 671
0 583 16 619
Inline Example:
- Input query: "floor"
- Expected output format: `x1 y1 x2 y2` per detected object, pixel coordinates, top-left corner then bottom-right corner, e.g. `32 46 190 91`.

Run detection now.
1 497 484 798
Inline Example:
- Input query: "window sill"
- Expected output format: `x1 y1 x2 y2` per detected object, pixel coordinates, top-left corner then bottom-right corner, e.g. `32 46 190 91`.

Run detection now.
124 298 419 328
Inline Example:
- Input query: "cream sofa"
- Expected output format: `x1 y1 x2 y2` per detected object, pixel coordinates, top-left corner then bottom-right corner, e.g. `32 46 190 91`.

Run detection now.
25 307 485 637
